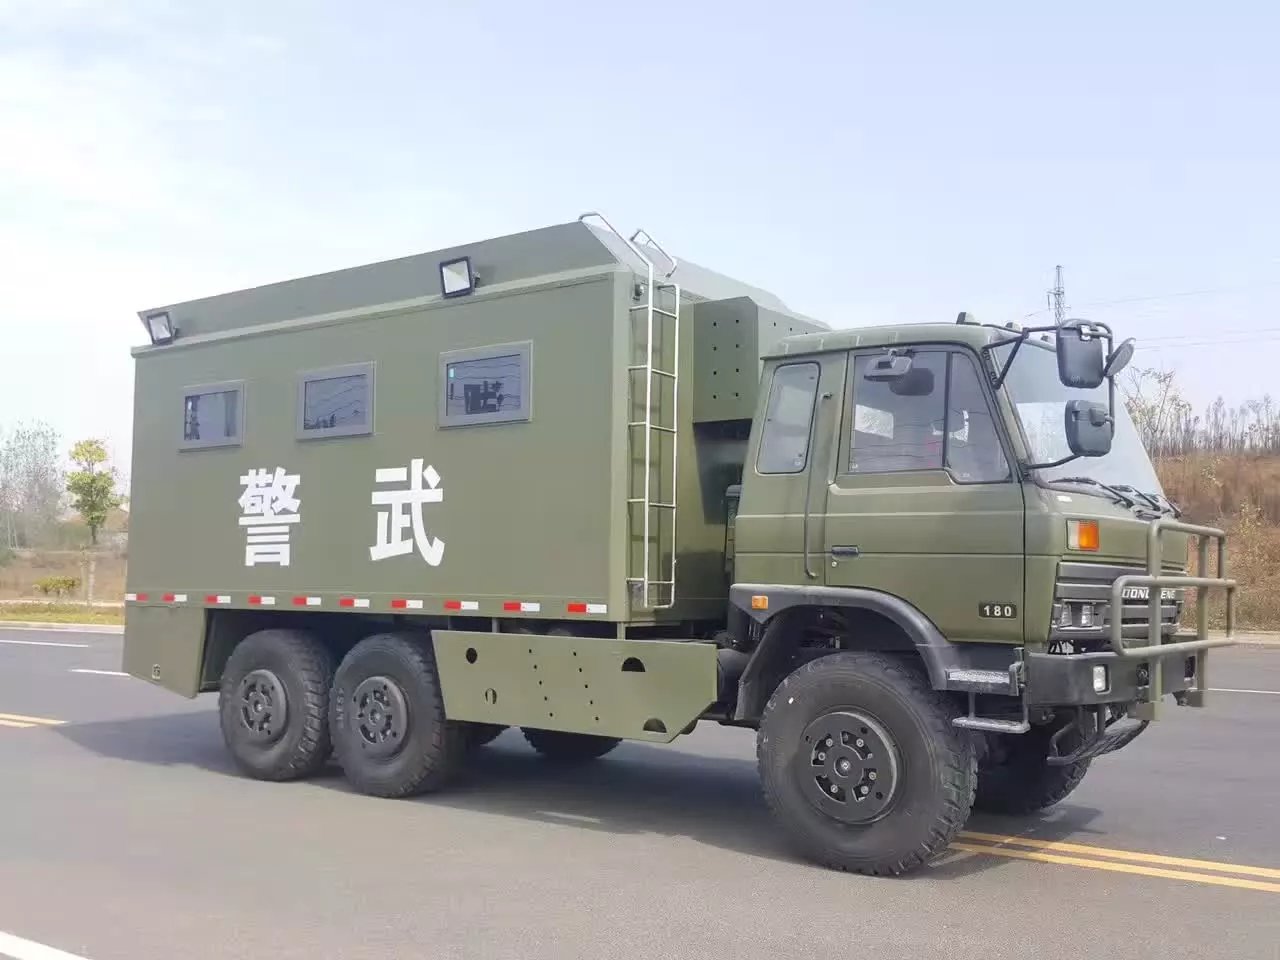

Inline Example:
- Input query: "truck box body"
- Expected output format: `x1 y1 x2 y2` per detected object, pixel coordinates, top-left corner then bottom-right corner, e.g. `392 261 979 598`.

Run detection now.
125 220 825 689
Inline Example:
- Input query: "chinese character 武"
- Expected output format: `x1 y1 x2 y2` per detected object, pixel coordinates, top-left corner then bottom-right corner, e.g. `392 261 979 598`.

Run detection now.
370 458 445 565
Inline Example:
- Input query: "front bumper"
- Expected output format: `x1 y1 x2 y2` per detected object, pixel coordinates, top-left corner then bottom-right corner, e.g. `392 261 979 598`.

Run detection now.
1025 647 1201 706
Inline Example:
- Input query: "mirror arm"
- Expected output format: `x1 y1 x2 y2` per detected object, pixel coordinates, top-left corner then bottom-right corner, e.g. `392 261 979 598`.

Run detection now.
1024 452 1081 471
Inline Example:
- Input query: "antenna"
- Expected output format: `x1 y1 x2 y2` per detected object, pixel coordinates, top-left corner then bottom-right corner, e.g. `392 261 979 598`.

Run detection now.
1047 264 1066 325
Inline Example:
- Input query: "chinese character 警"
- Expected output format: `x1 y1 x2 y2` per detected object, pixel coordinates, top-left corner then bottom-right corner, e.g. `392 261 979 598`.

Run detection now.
238 467 301 567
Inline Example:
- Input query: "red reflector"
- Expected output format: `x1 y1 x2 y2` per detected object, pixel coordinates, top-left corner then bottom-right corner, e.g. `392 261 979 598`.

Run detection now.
205 595 219 604
292 596 308 606
339 597 356 608
390 599 408 609
567 603 588 614
248 595 262 605
444 600 463 611
162 593 175 603
136 593 149 602
502 601 521 612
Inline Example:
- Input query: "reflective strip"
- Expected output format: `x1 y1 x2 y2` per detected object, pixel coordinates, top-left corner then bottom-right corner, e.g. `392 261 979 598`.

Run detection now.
339 598 370 609
567 603 608 615
503 601 541 613
161 593 187 603
390 599 424 610
247 595 276 606
446 600 480 612
292 596 322 607
125 593 148 602
205 595 231 605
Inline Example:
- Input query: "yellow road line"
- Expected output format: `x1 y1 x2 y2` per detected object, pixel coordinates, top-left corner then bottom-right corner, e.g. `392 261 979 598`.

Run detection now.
0 718 36 729
0 712 64 727
959 830 1280 880
951 842 1280 894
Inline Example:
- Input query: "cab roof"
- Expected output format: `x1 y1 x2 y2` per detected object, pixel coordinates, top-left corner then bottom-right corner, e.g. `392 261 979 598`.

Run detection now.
765 320 1018 359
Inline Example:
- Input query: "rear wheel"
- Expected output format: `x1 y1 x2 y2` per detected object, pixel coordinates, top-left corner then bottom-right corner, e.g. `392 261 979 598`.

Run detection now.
217 629 334 781
757 652 976 875
330 632 468 798
974 724 1090 815
521 727 621 762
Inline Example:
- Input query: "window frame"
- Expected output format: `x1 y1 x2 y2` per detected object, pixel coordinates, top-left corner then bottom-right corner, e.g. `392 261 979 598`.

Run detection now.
840 345 1013 485
755 360 821 475
296 361 376 441
438 340 533 428
179 379 245 451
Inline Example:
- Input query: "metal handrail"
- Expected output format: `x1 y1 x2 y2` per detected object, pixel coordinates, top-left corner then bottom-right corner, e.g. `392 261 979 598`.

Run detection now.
1107 518 1237 713
629 228 679 279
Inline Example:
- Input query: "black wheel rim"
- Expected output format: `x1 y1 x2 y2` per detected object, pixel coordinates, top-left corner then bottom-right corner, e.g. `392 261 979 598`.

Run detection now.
236 669 288 743
794 710 900 824
351 675 409 758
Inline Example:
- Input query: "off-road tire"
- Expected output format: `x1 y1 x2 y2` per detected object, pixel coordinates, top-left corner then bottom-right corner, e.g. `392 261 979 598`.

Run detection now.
974 724 1090 815
467 723 507 748
217 628 334 781
330 632 468 798
521 728 621 762
757 651 976 876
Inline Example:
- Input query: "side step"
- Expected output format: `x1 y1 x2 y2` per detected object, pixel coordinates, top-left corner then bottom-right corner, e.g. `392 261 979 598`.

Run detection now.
951 684 1030 734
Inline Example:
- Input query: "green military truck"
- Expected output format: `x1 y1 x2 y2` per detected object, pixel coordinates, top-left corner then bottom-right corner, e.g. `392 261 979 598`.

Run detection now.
125 213 1236 875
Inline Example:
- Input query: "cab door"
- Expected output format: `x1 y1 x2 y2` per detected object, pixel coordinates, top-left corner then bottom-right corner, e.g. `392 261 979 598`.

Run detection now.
822 347 1025 644
734 352 847 588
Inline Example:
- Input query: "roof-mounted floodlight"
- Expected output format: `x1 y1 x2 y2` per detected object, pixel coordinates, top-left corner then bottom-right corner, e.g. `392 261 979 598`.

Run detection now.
141 311 177 345
440 256 475 298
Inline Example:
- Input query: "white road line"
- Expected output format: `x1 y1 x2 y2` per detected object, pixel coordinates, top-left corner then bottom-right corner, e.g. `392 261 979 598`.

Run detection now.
68 668 128 677
1209 687 1280 696
0 930 92 960
0 639 91 649
0 718 35 729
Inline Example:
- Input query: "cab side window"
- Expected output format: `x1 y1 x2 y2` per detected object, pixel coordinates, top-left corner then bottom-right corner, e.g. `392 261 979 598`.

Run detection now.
757 362 819 474
945 353 1009 482
848 351 1008 482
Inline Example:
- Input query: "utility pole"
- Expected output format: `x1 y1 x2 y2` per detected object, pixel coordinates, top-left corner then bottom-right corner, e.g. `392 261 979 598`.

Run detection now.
1047 265 1066 325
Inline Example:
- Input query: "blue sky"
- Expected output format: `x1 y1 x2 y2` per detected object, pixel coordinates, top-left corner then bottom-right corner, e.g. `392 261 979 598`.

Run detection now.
1 0 1276 475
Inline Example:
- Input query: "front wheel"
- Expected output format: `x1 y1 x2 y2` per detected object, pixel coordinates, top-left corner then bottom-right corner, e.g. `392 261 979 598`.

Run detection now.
757 652 976 876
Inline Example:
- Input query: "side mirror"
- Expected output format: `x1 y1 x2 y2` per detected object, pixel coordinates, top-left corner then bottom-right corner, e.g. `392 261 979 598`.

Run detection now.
1056 324 1106 389
1104 338 1136 378
1064 399 1113 457
864 353 912 382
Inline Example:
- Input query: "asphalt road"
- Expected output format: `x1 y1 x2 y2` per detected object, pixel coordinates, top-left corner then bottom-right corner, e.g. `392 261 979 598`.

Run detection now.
1 627 1278 960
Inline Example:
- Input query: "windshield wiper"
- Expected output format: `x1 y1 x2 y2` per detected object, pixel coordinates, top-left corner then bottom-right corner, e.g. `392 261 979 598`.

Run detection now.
1109 483 1182 518
1052 476 1138 510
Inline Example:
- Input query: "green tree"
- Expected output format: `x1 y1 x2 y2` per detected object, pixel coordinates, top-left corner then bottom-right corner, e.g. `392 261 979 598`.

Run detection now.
65 439 123 546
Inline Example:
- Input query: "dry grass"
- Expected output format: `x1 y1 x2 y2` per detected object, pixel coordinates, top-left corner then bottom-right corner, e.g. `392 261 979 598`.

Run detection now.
1156 453 1280 630
0 550 127 602
0 602 123 625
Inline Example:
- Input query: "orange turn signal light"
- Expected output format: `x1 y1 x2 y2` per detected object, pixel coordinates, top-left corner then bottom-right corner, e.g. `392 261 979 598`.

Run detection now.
1068 519 1100 552
751 595 769 610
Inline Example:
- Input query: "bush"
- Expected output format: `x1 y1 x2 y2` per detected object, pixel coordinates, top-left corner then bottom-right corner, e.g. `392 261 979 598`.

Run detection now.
34 575 80 599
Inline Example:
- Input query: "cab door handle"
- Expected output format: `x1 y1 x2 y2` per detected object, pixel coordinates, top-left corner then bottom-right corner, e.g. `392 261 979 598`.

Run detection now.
830 545 860 558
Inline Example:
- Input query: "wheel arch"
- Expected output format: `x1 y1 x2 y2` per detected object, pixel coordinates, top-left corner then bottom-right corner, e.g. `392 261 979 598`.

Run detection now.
729 584 1015 722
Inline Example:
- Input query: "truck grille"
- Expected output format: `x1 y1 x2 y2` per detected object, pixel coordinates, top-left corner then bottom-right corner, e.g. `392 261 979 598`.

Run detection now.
1051 561 1183 653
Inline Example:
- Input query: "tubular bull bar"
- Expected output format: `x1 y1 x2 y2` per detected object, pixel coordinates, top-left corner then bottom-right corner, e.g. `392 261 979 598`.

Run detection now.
1111 519 1237 720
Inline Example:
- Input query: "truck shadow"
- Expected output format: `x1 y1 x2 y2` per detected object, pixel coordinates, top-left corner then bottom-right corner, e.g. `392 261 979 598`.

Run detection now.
54 713 1107 878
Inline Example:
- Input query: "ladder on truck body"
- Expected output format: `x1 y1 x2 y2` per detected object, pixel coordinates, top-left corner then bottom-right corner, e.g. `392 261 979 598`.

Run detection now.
578 212 681 610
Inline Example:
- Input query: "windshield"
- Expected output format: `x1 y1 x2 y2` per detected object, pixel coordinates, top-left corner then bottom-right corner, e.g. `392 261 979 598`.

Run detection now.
992 339 1165 496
